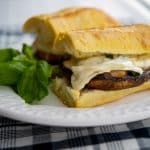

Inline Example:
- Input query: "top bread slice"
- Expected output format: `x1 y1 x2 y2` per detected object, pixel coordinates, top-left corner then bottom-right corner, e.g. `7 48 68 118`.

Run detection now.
23 7 121 52
53 24 150 58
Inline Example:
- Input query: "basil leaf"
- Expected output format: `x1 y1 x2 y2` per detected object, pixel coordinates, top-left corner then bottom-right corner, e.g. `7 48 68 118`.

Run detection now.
37 60 52 85
22 44 33 59
13 44 35 66
0 48 20 62
17 61 51 103
0 61 27 85
128 71 140 77
17 65 37 103
13 55 35 66
0 44 53 104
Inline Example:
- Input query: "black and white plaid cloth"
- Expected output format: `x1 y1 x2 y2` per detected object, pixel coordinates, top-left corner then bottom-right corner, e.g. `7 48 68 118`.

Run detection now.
1 116 150 150
0 1 150 149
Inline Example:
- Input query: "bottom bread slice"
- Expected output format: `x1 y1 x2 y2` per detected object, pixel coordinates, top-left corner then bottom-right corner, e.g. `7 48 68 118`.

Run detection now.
51 78 150 108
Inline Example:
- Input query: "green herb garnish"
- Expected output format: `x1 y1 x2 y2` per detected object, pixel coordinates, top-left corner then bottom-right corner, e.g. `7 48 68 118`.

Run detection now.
105 54 113 59
128 71 140 77
0 48 20 62
0 44 52 104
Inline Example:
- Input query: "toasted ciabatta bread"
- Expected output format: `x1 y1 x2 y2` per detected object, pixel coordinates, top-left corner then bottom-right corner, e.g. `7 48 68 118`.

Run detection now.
53 24 150 58
52 78 150 108
23 7 121 52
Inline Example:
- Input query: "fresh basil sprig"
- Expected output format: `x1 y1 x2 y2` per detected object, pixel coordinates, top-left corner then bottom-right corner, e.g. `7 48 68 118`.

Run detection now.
17 60 51 103
0 44 52 104
0 61 26 85
0 48 20 62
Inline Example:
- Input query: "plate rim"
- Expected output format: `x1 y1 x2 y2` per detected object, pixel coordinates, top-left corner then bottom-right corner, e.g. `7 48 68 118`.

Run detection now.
0 86 150 127
0 107 150 127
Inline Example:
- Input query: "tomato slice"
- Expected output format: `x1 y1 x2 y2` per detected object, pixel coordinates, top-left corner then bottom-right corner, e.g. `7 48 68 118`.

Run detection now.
35 50 63 64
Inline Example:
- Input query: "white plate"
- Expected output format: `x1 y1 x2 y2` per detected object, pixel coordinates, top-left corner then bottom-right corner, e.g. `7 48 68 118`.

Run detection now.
0 86 150 127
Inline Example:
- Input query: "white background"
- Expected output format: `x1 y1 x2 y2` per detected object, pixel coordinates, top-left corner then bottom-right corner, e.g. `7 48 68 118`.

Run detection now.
0 0 149 29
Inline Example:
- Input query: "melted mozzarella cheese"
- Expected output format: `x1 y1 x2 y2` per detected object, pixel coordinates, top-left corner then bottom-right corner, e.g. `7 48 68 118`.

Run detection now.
64 55 148 91
132 58 150 69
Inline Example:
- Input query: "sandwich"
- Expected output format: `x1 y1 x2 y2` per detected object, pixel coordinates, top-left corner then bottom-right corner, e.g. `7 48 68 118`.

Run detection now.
23 7 121 64
23 8 149 108
51 24 150 107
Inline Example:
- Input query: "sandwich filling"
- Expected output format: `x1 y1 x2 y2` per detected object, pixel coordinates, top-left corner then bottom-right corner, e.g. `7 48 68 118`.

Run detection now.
35 50 150 91
64 54 150 91
34 50 63 64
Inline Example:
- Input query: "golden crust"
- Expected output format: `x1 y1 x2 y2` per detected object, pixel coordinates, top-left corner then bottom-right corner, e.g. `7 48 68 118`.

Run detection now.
23 7 121 52
51 78 150 108
53 24 150 58
23 7 120 33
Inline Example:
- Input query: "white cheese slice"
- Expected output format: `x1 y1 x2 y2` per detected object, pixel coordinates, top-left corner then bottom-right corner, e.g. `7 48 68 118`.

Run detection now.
64 55 149 91
132 57 150 69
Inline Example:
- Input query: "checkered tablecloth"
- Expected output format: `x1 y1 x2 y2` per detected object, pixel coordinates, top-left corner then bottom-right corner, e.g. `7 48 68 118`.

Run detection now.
1 116 150 150
0 0 150 149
